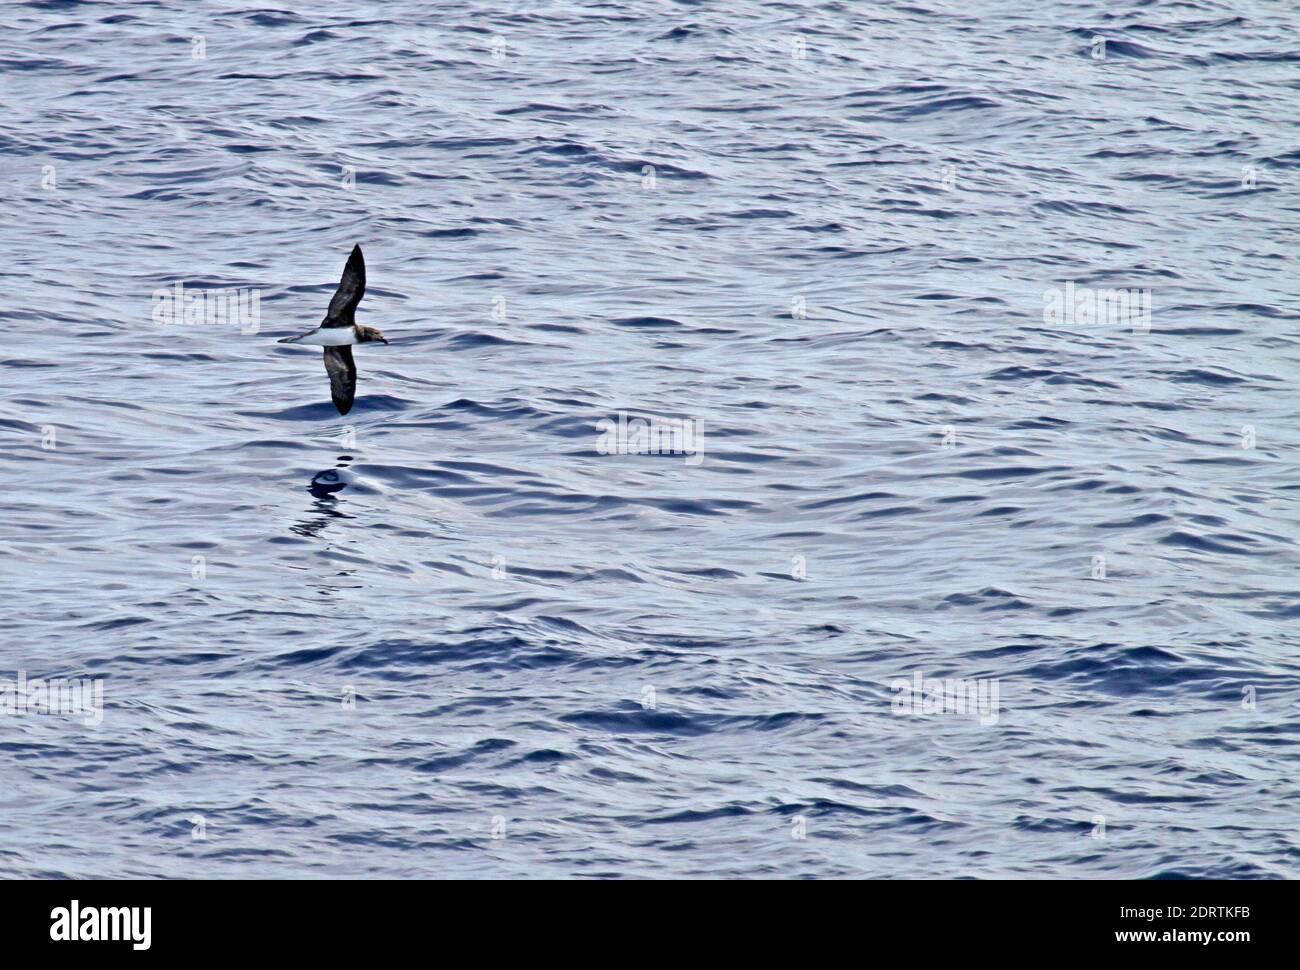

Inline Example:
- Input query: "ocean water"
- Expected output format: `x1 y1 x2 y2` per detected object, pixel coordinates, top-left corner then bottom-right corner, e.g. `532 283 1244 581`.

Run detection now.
2 0 1298 879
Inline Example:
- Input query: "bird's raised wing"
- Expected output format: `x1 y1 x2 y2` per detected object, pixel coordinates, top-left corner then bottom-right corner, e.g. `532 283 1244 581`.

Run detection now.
322 244 365 327
323 345 356 415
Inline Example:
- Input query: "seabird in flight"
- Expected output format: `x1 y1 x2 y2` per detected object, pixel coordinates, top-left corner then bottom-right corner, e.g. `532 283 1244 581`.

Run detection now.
278 244 387 415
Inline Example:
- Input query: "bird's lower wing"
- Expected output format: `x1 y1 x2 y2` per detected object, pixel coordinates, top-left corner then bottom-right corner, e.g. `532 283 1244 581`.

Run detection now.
323 346 356 415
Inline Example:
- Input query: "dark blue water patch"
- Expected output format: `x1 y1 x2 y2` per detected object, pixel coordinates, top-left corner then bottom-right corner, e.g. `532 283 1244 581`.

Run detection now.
294 30 339 46
1015 644 1241 697
1244 599 1300 619
1166 368 1249 386
974 505 1023 518
939 588 1033 612
437 398 547 420
854 504 924 520
1033 199 1141 217
799 491 897 510
0 417 43 432
1006 416 1072 429
1157 531 1255 555
250 394 409 420
242 10 305 26
563 708 715 737
418 227 478 238
641 804 752 825
938 465 1070 482
530 322 589 334
609 316 684 329
412 738 517 773
446 331 530 348
1097 513 1170 529
80 615 152 631
1013 816 1096 834
0 53 73 70
1193 50 1300 65
496 102 608 117
886 95 1001 116
726 208 795 220
504 748 572 767
661 566 743 580
772 798 893 821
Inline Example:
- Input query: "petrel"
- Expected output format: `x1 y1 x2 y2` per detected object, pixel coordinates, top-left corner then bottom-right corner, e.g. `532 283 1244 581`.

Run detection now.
278 244 387 415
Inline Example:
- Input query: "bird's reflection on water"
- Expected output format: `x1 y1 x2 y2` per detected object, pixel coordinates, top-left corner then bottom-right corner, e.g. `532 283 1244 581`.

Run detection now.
291 454 356 538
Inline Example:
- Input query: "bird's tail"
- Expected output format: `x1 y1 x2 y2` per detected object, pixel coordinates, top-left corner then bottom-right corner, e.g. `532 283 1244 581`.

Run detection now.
277 333 304 343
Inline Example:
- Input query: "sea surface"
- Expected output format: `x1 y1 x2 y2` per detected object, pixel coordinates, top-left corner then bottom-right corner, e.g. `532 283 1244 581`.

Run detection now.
2 0 1298 879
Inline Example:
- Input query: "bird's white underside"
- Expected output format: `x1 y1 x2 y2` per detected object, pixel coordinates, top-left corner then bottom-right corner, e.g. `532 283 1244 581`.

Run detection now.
291 328 356 346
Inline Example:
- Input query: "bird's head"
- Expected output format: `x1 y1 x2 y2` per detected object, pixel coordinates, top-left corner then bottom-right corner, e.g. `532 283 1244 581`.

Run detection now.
357 325 388 344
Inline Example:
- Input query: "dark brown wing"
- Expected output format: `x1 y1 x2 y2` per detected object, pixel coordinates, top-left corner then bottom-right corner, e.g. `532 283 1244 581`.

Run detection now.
322 244 365 327
323 346 356 415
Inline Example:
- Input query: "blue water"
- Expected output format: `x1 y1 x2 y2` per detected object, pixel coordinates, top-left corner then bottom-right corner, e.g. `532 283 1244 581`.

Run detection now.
2 0 1298 878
